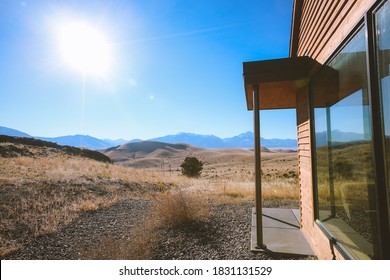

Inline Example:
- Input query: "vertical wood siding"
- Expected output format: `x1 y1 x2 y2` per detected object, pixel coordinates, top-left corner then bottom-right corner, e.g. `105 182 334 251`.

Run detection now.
296 88 313 236
294 0 375 63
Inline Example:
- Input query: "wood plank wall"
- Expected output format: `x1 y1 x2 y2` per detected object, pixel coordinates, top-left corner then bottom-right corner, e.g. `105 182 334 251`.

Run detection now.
292 0 376 259
296 88 313 233
293 0 376 64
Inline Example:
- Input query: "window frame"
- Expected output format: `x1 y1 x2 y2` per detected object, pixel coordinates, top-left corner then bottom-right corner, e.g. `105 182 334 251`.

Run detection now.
309 0 390 260
368 0 390 260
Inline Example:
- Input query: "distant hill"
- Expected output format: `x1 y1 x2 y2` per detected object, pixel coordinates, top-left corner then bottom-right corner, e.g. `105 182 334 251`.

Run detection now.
260 137 298 149
0 135 112 163
151 132 226 149
38 135 112 150
151 131 297 149
102 138 129 146
0 126 31 138
315 130 366 147
102 140 270 169
0 126 120 150
104 141 196 164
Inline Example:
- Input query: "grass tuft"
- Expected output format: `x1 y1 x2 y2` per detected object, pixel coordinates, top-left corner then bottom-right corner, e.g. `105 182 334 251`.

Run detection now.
152 190 210 227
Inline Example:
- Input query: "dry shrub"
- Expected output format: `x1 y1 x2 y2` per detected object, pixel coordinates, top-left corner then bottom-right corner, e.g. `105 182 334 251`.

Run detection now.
152 190 210 227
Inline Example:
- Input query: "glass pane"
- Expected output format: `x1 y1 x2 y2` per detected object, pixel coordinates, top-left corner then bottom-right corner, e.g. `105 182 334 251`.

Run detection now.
376 0 390 227
312 27 378 259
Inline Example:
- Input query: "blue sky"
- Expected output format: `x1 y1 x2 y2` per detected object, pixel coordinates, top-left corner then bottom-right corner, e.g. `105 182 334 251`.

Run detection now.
0 0 296 140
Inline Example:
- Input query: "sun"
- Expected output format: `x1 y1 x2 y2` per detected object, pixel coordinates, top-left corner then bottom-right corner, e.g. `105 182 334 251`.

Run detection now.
57 21 112 76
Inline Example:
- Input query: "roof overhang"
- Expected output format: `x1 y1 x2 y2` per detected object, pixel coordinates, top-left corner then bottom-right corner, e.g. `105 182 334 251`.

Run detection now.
243 56 320 110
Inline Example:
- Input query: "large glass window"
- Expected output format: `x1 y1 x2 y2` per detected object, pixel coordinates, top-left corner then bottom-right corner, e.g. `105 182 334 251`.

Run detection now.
312 27 379 259
376 0 390 226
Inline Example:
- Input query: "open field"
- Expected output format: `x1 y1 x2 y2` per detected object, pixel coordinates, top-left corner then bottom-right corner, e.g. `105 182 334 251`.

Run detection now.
0 137 299 259
104 141 298 181
104 141 299 204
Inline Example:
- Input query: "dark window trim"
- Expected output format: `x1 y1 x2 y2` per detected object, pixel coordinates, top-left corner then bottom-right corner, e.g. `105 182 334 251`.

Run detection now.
309 0 390 259
315 220 354 260
367 0 390 259
308 80 318 220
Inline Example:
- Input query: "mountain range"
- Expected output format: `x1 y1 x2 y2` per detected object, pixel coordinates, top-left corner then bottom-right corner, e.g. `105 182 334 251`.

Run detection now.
315 130 366 147
151 131 298 149
0 126 298 150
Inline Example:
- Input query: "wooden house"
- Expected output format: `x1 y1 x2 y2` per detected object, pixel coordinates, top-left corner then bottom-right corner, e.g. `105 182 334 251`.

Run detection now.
243 0 390 259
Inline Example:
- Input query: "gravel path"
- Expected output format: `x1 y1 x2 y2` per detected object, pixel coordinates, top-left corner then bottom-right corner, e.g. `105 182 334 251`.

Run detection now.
3 199 151 260
152 199 300 260
3 199 302 260
152 203 271 260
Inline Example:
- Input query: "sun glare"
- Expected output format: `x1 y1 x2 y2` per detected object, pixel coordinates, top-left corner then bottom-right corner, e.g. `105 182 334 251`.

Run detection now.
57 21 112 76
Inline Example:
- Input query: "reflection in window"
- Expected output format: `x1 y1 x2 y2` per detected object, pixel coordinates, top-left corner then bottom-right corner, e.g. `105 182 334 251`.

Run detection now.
376 0 390 226
312 27 378 259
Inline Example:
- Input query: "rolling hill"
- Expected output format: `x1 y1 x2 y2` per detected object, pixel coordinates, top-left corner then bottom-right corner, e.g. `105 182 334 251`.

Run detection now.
104 141 200 167
103 140 270 170
0 135 112 163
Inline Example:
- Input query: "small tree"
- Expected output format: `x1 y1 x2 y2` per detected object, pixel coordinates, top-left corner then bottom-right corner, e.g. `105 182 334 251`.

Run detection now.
180 156 203 178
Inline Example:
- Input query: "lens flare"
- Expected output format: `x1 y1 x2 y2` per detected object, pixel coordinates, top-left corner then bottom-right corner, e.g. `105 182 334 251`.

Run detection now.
57 21 112 76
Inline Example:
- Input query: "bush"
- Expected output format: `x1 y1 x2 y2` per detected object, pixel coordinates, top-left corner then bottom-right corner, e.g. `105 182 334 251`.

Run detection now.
180 156 203 178
152 190 210 227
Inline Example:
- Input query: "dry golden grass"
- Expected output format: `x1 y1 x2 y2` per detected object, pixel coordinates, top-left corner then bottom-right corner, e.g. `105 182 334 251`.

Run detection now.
0 183 131 256
315 142 377 210
0 155 185 186
105 141 300 205
0 145 300 258
169 173 298 205
0 155 182 257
